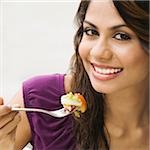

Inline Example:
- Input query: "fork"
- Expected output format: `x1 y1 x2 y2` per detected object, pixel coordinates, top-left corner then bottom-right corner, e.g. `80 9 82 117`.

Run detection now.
11 107 71 118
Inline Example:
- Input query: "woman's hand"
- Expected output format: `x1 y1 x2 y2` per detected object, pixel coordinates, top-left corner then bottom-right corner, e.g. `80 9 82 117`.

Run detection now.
0 97 21 150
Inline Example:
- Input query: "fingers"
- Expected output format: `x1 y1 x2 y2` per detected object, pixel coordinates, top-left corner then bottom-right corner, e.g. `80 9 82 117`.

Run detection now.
0 103 20 117
0 106 12 116
0 103 21 140
0 112 18 128
8 126 17 141
0 97 11 116
0 113 21 139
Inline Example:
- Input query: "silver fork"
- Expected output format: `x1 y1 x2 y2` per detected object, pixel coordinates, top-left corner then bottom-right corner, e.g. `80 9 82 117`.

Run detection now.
11 107 71 118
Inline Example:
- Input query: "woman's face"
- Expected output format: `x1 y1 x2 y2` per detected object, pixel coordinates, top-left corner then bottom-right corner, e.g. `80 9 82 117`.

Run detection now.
79 1 149 94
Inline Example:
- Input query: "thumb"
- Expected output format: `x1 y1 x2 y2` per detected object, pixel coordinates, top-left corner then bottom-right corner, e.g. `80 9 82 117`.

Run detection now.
0 97 4 105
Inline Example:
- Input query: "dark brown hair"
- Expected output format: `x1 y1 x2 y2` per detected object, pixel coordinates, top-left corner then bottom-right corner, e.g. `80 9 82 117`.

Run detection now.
70 1 149 149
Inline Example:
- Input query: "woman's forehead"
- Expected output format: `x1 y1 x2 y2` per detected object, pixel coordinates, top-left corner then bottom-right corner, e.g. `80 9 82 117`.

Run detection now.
85 1 125 28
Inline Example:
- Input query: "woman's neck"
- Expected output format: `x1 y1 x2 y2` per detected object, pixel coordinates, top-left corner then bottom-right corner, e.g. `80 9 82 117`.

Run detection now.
105 83 149 129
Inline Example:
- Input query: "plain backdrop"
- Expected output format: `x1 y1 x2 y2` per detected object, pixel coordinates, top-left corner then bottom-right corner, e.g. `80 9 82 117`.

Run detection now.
0 0 80 103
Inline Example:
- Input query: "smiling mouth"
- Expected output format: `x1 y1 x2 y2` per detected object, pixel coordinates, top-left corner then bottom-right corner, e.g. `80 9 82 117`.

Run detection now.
92 65 123 75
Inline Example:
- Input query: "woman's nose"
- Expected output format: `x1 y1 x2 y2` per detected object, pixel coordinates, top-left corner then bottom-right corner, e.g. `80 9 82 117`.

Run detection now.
90 38 113 61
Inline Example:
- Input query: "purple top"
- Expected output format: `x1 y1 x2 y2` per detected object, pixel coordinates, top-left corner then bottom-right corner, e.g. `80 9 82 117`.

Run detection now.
23 74 76 150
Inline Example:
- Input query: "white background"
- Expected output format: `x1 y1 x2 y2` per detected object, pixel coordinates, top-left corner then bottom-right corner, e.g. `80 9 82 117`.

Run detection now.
0 0 79 103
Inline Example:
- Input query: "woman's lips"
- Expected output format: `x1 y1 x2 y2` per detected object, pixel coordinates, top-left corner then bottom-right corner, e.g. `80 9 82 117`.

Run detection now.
91 64 123 81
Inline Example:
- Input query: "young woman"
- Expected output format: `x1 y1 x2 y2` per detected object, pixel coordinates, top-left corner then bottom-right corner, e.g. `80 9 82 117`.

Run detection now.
0 0 149 150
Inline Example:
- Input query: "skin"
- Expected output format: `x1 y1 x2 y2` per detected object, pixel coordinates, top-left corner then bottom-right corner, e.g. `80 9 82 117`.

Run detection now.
0 0 149 150
79 1 149 150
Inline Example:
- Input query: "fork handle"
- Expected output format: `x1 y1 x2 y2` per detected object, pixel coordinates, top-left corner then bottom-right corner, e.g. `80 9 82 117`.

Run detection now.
11 107 49 114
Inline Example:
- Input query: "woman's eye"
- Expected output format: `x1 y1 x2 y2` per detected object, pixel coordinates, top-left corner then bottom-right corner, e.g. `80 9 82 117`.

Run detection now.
114 33 131 41
83 28 99 36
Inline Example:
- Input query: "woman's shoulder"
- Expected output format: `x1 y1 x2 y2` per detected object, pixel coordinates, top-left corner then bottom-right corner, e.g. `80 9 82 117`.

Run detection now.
23 73 73 94
64 73 73 93
23 73 64 90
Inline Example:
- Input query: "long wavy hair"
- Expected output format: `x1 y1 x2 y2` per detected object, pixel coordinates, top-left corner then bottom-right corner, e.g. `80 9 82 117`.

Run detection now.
70 1 149 149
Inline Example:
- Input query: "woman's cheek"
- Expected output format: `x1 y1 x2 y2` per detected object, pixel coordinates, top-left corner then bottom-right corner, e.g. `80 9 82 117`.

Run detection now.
78 41 90 60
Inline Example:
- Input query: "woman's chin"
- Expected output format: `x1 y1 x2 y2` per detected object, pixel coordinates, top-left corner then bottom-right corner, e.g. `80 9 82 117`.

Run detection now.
90 81 117 94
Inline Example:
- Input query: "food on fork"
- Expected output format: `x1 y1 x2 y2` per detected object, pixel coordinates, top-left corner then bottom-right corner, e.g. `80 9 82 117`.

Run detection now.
61 92 87 117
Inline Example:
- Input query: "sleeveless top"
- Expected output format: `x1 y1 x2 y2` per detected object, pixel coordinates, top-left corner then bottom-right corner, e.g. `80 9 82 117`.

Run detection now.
23 74 76 150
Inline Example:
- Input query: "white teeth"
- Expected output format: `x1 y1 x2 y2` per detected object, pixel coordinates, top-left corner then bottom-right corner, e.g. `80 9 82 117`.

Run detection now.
94 67 122 74
110 69 115 73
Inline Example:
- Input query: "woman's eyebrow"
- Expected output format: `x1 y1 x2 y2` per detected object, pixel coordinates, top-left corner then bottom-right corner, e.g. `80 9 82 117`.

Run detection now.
110 24 128 30
83 20 98 29
83 20 127 30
